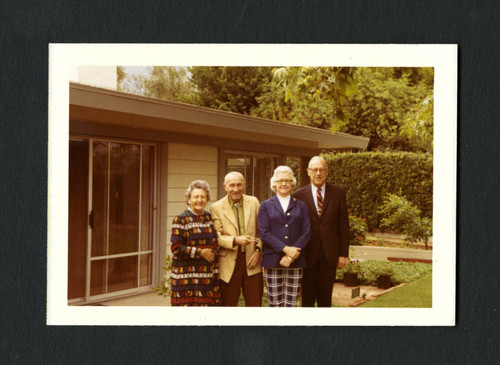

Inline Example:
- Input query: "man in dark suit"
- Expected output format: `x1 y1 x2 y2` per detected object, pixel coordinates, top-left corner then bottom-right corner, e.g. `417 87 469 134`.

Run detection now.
294 156 349 307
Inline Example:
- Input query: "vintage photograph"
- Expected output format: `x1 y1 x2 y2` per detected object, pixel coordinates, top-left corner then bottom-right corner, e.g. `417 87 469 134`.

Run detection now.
48 44 456 325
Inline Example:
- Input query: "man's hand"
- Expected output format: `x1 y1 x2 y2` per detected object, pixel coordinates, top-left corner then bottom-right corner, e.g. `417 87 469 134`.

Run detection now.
247 251 261 269
337 256 347 269
200 249 215 263
234 235 255 247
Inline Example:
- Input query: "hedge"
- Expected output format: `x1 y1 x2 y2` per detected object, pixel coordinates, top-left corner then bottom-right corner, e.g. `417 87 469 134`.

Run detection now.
324 151 433 230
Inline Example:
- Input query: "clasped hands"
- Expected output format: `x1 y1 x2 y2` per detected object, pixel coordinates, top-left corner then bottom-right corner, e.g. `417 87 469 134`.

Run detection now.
200 248 215 263
280 246 301 268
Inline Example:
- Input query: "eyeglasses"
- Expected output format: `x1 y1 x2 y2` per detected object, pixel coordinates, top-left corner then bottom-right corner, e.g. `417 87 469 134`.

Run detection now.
307 168 327 175
275 179 293 185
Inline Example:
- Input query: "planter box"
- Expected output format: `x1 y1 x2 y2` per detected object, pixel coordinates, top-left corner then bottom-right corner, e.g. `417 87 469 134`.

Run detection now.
343 273 360 287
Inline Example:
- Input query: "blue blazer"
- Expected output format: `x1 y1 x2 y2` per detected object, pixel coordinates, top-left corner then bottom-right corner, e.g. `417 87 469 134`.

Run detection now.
258 195 311 268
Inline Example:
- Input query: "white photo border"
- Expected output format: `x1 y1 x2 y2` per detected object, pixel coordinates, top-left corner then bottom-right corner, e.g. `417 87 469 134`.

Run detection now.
48 44 456 326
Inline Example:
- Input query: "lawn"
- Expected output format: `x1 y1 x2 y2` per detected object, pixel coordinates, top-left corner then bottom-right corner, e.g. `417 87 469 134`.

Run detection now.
358 273 432 308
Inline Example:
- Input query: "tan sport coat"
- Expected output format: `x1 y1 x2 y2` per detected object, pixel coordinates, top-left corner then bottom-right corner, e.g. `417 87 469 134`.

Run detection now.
210 194 263 283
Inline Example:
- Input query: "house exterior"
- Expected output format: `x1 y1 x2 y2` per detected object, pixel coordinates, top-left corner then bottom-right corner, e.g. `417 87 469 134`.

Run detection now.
68 80 369 305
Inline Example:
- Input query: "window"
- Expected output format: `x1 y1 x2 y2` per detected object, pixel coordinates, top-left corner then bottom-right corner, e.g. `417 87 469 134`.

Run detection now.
224 151 279 202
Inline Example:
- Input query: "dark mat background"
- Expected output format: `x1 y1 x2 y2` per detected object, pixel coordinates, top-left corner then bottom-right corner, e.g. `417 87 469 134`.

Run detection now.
1 0 498 363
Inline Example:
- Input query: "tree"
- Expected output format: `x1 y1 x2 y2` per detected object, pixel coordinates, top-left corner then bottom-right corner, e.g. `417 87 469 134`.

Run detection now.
341 67 434 151
379 193 432 250
271 66 434 152
271 67 357 132
188 66 273 115
116 66 126 90
400 91 434 153
118 66 196 103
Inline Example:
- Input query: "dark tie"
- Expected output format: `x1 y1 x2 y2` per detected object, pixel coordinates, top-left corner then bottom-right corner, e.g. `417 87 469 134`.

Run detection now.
317 189 324 216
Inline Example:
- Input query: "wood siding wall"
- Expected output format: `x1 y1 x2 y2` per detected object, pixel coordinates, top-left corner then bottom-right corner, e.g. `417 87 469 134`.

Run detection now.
165 143 219 253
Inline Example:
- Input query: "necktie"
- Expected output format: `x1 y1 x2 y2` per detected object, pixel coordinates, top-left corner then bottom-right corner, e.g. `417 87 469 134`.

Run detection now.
317 189 324 216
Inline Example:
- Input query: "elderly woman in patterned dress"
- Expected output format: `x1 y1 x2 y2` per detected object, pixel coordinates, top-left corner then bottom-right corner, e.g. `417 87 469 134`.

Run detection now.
170 180 221 306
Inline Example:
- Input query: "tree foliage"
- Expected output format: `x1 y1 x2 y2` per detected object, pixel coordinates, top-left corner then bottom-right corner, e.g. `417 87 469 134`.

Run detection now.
379 194 432 249
341 67 434 151
117 66 434 153
116 66 126 89
118 66 195 103
270 66 434 152
269 67 357 131
188 66 273 115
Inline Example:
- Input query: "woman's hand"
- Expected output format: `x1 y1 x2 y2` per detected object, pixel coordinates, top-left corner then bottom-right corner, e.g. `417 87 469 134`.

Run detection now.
282 246 301 260
280 255 293 268
200 249 215 263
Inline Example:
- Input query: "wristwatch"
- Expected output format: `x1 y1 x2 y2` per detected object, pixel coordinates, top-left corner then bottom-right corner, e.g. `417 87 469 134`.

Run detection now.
254 246 261 252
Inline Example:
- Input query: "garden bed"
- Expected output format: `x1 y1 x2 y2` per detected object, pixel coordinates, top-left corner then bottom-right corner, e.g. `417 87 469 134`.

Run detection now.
337 259 432 287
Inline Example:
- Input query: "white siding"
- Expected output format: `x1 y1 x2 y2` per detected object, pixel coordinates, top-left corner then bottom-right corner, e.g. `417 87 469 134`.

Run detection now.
165 143 218 246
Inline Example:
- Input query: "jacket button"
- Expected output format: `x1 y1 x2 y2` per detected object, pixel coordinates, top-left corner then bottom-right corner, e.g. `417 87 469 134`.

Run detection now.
285 224 288 227
287 213 290 216
285 236 288 239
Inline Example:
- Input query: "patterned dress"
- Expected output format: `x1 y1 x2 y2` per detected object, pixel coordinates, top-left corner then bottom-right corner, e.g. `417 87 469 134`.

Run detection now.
170 210 221 306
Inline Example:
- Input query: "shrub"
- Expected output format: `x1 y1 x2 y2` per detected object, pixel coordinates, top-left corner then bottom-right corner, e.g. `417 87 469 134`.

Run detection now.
337 259 432 286
155 255 172 297
324 151 432 230
379 193 433 249
349 214 368 246
343 258 362 275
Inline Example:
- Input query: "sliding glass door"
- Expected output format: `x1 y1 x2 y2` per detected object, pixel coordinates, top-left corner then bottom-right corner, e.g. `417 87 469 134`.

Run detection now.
68 139 156 301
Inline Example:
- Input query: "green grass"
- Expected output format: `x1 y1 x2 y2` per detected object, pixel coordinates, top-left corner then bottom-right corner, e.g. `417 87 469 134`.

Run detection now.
358 273 432 308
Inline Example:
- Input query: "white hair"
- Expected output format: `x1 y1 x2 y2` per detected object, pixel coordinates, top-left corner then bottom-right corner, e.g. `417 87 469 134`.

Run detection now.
270 165 297 193
308 156 328 170
224 171 245 185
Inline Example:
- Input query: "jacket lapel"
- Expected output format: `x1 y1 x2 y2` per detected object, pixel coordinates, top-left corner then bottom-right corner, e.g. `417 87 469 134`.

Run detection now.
287 195 298 213
270 195 286 218
321 184 333 212
221 196 240 232
303 185 319 219
243 195 252 230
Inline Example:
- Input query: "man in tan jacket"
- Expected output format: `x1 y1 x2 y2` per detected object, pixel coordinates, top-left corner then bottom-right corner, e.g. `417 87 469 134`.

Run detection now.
210 172 263 306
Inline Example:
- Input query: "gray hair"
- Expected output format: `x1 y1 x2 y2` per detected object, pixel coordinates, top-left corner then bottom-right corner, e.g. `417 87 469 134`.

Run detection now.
223 171 245 185
308 156 328 170
270 165 297 193
185 180 211 203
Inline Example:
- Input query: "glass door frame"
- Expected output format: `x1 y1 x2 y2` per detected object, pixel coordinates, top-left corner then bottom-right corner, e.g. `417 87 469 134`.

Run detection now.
223 149 281 200
85 138 158 302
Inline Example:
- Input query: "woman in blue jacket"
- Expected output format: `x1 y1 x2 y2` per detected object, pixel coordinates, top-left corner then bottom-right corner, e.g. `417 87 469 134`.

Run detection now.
258 166 310 307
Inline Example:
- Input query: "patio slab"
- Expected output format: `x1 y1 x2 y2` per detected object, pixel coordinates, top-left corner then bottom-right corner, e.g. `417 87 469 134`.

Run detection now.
99 283 401 307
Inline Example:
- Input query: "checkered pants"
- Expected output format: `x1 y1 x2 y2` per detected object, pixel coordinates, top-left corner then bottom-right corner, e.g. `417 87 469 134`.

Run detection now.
264 267 303 307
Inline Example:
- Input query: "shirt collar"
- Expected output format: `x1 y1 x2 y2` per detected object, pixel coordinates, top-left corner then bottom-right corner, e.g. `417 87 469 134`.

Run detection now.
187 207 203 216
277 194 291 202
228 195 243 208
311 183 326 195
